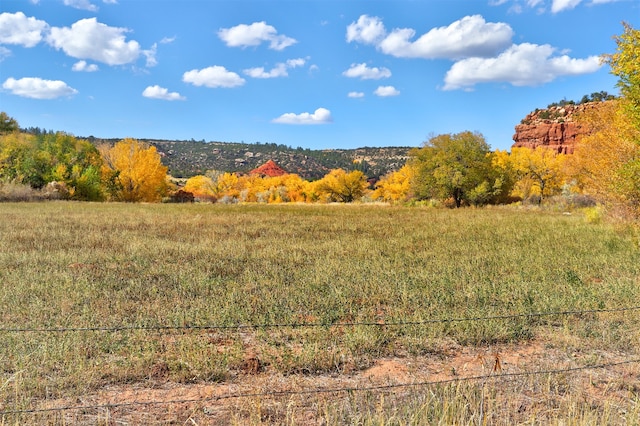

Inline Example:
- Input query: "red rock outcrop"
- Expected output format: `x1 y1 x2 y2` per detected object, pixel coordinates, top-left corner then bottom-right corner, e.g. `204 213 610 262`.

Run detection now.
249 159 287 177
512 103 598 154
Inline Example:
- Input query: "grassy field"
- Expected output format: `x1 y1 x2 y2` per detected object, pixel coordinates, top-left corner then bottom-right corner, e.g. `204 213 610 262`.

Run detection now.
1 202 639 424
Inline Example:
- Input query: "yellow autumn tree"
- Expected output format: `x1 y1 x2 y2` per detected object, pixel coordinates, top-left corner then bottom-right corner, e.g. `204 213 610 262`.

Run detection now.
215 172 242 201
100 138 168 202
183 175 217 201
372 164 415 203
314 169 369 203
569 100 640 212
508 147 567 203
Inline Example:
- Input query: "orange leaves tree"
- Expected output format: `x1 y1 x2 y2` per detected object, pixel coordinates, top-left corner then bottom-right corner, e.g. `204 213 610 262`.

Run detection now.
100 138 168 202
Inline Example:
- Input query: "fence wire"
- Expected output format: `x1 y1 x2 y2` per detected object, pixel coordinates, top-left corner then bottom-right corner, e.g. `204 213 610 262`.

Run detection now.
1 305 638 333
2 305 639 417
1 358 638 416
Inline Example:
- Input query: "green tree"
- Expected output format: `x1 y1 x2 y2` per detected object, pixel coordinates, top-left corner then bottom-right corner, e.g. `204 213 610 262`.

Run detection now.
39 132 105 200
0 132 48 188
409 131 499 207
0 112 19 134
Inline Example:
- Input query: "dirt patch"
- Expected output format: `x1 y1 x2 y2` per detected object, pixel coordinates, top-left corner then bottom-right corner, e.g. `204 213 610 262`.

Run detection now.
27 339 639 425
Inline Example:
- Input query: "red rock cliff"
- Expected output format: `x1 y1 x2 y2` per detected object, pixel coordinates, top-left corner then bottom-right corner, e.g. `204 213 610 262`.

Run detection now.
512 103 598 154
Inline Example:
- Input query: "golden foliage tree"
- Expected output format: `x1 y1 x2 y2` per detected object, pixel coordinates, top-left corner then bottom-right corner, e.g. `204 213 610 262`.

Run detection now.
100 138 168 202
507 147 567 203
603 22 640 130
372 164 415 203
570 100 640 213
184 175 217 201
313 168 369 203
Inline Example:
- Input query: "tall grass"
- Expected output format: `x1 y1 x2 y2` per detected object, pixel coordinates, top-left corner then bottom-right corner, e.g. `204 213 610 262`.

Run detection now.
1 202 639 423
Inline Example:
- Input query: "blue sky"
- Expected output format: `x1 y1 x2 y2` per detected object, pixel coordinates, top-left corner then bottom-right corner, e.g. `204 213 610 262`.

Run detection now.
1 0 638 151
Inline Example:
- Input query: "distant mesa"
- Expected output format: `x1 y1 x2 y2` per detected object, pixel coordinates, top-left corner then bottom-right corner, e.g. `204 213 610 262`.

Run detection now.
249 159 288 177
511 103 602 154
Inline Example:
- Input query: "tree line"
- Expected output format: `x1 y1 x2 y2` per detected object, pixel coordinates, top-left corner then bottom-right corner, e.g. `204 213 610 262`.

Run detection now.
1 23 638 218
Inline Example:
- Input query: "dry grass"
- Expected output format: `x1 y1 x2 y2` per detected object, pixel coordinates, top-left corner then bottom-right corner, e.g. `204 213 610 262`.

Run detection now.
1 201 639 424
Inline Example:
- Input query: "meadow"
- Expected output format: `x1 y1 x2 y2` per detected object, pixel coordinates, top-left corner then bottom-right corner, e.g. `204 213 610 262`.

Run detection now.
1 202 639 424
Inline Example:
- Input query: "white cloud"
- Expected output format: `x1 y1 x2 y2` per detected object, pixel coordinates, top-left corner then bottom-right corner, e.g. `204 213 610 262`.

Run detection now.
244 64 288 78
183 66 245 88
143 43 157 67
0 12 49 48
272 108 332 125
160 36 176 44
0 46 11 61
47 18 140 66
63 0 99 12
443 43 601 90
2 77 78 99
72 60 98 72
348 91 365 98
103 0 118 4
286 58 306 68
346 15 386 44
378 15 514 59
218 21 296 50
343 63 391 80
142 85 185 101
374 86 400 97
551 0 582 12
492 0 618 13
347 14 513 60
243 58 306 79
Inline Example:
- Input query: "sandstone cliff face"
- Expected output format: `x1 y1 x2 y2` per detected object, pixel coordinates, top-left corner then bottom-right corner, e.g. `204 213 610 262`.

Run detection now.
512 103 597 154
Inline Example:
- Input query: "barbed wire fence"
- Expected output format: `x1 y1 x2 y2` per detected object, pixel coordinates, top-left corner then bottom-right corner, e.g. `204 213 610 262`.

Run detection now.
1 305 639 418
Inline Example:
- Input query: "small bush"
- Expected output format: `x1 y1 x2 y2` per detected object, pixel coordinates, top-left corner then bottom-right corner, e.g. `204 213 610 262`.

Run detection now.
583 206 604 224
0 182 41 202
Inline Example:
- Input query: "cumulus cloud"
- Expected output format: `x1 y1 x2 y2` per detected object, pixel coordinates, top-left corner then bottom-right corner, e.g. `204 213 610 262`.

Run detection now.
443 43 601 90
347 14 513 60
343 63 391 80
348 91 365 98
183 66 245 88
386 15 513 59
142 85 185 101
243 58 305 79
218 21 296 50
272 108 332 125
0 12 49 48
3 77 78 99
346 15 386 44
47 18 140 65
72 60 98 72
374 86 400 97
63 0 99 12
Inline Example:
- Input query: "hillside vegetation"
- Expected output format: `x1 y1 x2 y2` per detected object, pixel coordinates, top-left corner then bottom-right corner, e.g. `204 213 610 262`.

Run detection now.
81 137 412 180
